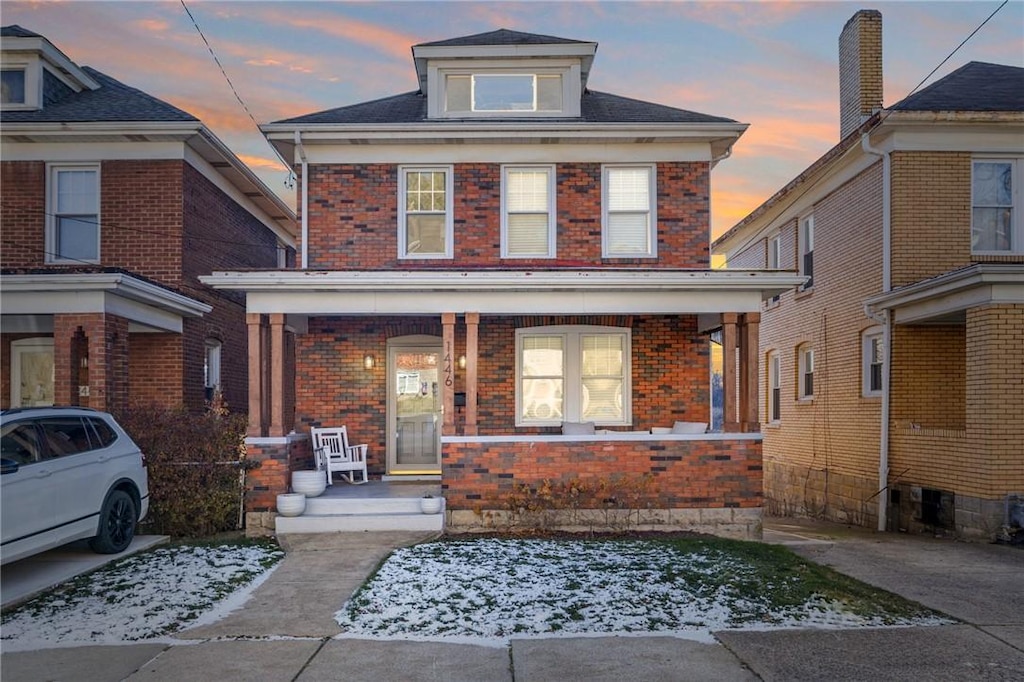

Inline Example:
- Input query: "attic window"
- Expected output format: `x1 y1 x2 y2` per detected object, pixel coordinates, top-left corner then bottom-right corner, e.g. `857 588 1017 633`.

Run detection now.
445 73 563 114
1 69 26 104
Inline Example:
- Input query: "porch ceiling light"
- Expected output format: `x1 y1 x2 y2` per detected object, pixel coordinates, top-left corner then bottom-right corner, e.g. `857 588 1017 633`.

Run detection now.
363 354 375 370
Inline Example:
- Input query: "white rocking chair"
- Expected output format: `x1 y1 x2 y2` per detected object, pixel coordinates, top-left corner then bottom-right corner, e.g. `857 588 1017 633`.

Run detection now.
311 426 369 485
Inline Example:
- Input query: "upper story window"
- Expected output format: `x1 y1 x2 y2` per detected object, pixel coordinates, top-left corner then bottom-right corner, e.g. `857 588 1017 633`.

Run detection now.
516 326 631 427
1 68 26 104
767 350 781 423
862 327 884 397
47 164 100 263
798 345 814 400
446 73 562 113
398 166 453 259
799 215 814 289
972 159 1020 254
502 165 555 258
603 165 656 258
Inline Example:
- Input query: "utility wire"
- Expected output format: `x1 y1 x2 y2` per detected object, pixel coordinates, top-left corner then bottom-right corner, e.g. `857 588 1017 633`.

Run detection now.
722 0 1010 259
179 0 295 189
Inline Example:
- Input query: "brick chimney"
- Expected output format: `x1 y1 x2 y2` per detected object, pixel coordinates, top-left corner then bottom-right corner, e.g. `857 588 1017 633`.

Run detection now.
839 9 883 139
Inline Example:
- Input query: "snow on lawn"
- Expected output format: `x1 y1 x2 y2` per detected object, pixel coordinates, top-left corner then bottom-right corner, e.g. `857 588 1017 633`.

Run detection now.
1 542 283 651
336 538 948 644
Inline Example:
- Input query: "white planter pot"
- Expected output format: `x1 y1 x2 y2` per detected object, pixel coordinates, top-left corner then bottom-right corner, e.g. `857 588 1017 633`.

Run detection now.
292 470 326 498
420 496 443 514
277 493 306 517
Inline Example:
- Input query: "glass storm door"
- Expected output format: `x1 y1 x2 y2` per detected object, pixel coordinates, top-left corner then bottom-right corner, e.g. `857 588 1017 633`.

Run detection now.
11 338 55 407
388 343 443 474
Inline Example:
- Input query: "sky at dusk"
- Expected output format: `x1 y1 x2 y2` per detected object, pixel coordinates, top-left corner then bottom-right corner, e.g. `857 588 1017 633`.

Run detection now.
3 1 1022 238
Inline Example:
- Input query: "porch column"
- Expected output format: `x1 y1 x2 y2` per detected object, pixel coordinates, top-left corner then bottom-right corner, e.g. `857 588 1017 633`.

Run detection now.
442 312 456 436
465 312 479 436
722 313 740 432
269 313 286 437
246 313 264 437
741 312 761 432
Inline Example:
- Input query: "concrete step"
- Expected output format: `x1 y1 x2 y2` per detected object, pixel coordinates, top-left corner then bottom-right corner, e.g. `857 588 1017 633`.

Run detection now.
304 496 428 516
275 511 444 533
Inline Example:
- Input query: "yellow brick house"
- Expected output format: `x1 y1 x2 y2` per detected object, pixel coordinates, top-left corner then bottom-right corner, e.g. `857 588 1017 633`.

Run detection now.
713 10 1024 540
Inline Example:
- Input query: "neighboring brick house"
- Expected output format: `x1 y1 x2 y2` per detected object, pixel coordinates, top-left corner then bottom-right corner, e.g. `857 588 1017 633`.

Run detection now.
0 26 297 415
713 11 1024 540
203 29 801 536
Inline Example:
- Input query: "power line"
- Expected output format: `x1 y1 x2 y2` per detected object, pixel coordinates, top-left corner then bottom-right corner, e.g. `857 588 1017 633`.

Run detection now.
179 0 295 189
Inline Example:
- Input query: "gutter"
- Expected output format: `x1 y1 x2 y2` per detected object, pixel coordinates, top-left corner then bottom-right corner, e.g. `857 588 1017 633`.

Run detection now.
863 126 892 534
295 131 309 269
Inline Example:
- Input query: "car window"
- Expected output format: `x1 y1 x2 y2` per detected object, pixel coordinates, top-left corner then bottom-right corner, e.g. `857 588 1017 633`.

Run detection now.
87 417 118 448
39 417 93 458
1 421 43 466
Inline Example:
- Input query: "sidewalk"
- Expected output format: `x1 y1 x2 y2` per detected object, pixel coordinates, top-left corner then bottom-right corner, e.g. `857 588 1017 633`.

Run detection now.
2 521 1022 681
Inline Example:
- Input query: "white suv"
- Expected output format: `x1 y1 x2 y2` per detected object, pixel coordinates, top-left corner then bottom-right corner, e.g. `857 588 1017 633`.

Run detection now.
1 407 149 565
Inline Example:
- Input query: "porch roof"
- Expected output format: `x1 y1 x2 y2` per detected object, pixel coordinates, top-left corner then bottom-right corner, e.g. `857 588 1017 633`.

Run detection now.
864 263 1024 325
200 269 804 316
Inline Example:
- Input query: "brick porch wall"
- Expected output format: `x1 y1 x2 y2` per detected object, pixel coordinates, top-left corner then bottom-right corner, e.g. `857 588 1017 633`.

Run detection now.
243 434 314 533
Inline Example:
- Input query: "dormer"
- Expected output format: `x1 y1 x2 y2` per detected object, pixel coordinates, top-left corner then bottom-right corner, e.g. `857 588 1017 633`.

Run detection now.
1 25 100 111
412 29 597 120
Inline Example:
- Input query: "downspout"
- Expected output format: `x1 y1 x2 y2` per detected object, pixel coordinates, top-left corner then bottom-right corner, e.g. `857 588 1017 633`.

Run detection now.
295 130 309 269
862 131 891 532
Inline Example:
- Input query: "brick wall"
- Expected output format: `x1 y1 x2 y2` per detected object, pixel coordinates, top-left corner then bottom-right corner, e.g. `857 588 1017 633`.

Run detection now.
304 162 710 270
0 161 45 266
735 162 885 523
889 324 965 430
442 437 762 510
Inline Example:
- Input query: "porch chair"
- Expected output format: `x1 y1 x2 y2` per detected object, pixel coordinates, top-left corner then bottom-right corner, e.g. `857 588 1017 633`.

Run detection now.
311 426 369 485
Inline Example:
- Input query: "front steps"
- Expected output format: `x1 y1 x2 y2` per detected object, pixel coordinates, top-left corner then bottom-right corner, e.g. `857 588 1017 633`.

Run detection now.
274 494 445 533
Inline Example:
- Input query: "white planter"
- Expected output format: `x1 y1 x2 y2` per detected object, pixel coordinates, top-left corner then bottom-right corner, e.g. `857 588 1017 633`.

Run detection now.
292 470 326 498
277 493 306 517
420 496 443 514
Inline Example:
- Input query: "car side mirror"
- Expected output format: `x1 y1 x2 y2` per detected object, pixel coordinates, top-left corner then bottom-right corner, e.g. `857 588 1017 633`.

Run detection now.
1 458 20 475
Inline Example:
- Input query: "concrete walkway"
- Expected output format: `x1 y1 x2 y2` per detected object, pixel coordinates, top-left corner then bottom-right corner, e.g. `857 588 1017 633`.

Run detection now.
2 521 1022 681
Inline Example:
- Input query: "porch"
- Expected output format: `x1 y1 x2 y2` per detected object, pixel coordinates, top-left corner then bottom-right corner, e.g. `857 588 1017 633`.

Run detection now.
274 479 444 534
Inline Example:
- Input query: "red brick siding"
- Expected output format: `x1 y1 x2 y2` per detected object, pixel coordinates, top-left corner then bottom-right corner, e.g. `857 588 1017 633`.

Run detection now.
245 437 313 512
442 438 762 509
0 161 45 266
129 333 184 407
304 162 710 270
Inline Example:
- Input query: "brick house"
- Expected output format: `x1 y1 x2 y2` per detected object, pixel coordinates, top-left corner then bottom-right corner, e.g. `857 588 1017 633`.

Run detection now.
1 26 297 415
712 11 1024 540
203 29 802 536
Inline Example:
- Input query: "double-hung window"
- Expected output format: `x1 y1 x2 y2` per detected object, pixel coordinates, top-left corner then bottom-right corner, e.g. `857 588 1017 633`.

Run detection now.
603 165 656 258
767 351 781 423
972 158 1020 253
799 215 814 289
398 166 453 259
502 166 555 258
862 329 884 397
798 346 814 400
517 326 631 426
47 164 100 263
767 233 782 303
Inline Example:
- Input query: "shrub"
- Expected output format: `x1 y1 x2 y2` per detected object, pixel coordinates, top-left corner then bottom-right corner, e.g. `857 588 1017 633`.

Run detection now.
115 400 253 538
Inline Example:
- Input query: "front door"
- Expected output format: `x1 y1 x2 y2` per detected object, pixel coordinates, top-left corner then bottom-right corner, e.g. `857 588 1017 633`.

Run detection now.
387 338 443 474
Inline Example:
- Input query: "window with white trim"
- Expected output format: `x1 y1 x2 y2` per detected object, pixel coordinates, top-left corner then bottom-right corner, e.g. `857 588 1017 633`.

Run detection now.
204 339 222 402
502 165 555 258
767 351 780 423
798 345 814 400
47 164 100 263
516 326 631 426
767 233 782 303
862 328 884 397
398 166 453 258
972 158 1021 253
445 73 563 113
799 215 814 289
603 165 656 258
1 68 26 104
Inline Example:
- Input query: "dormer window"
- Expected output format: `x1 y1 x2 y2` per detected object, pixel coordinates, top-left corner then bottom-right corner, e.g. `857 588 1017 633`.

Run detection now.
1 68 26 104
445 73 563 113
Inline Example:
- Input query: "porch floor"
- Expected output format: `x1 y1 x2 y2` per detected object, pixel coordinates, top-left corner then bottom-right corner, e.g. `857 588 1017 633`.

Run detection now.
319 479 442 500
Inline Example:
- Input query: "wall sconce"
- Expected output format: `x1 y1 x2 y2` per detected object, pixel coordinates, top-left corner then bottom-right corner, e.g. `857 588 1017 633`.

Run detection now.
458 355 467 370
363 354 375 370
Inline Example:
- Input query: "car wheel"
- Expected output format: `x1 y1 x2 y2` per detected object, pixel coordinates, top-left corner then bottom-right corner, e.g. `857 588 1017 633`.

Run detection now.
89 490 137 554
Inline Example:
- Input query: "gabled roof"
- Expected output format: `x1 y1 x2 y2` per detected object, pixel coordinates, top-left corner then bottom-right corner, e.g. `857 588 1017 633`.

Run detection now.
415 28 590 48
0 66 197 123
273 89 735 125
1 24 41 38
893 62 1024 112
